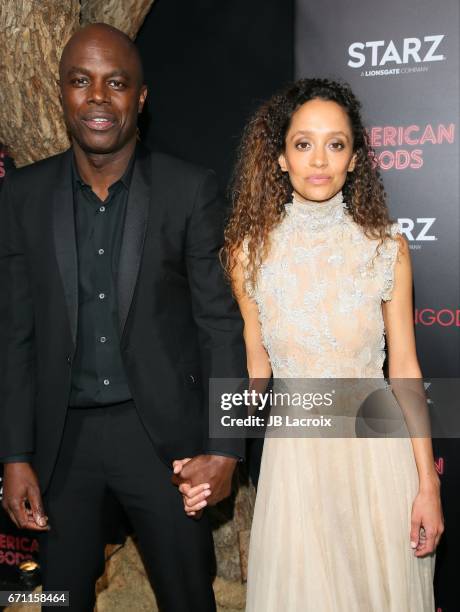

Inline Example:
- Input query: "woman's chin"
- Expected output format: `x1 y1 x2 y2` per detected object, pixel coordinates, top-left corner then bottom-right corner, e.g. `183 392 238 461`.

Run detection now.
296 185 340 203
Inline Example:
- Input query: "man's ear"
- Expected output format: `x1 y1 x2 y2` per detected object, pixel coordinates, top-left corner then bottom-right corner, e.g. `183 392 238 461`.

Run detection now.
138 85 148 114
348 152 357 173
278 153 288 172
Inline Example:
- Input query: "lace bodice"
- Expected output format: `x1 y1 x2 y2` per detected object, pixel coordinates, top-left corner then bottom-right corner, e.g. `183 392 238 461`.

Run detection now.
246 192 401 378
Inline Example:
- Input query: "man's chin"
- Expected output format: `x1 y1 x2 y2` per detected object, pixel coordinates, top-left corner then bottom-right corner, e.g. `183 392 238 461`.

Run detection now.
72 133 124 156
79 140 119 155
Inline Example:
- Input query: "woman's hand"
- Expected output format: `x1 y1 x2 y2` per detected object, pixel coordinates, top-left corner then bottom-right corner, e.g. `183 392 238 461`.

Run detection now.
410 480 444 557
172 458 212 517
179 481 211 517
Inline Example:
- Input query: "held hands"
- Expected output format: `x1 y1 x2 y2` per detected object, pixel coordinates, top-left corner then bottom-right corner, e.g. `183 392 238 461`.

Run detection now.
2 463 50 531
172 458 209 518
172 454 237 517
410 478 444 557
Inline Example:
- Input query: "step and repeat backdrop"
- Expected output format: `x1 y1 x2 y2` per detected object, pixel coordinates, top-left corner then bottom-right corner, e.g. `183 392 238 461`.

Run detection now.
295 0 459 609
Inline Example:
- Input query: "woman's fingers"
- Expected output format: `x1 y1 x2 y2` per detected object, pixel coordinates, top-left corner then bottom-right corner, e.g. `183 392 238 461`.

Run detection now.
179 484 211 513
410 517 421 550
184 500 206 514
414 526 440 556
173 457 192 474
410 490 444 557
185 500 208 512
415 527 428 554
185 492 210 510
176 477 211 516
179 482 210 498
183 490 210 511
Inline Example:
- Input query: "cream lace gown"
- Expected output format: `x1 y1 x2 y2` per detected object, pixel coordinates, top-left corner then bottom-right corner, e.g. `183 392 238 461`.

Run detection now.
245 192 435 611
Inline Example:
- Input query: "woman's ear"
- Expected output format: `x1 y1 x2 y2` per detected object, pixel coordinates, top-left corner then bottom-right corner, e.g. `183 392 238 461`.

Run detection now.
348 153 357 173
278 153 288 172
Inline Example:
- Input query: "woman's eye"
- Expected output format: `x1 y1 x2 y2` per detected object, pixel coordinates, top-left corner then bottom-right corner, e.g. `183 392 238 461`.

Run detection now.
330 142 345 150
295 142 311 150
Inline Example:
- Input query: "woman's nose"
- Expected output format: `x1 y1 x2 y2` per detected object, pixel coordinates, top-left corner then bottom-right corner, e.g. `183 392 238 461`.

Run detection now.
310 150 327 167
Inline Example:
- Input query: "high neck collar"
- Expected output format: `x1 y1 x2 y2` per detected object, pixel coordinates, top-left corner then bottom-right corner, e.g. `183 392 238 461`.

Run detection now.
286 190 346 231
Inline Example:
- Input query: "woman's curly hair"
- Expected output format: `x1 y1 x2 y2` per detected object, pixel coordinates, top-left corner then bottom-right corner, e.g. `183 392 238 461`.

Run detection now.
222 78 395 292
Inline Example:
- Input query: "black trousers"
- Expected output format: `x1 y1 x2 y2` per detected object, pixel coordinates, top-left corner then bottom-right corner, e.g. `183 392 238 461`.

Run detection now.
38 401 216 612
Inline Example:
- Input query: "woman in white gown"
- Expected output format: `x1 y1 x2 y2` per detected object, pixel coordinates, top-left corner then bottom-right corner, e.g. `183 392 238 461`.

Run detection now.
180 79 444 611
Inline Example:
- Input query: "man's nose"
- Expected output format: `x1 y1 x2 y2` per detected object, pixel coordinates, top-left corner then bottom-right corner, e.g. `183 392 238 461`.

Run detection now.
88 82 110 104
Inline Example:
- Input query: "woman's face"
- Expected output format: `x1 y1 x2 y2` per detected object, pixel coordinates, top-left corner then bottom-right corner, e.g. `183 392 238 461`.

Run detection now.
279 98 357 203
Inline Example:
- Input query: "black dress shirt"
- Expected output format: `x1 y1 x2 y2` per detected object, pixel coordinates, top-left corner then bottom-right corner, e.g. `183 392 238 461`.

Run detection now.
68 154 134 407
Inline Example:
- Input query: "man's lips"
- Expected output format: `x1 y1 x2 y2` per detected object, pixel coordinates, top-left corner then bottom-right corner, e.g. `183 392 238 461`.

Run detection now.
307 175 332 184
81 117 116 131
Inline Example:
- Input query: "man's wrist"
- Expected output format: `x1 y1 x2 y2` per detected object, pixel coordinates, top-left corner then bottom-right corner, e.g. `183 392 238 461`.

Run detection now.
203 450 242 462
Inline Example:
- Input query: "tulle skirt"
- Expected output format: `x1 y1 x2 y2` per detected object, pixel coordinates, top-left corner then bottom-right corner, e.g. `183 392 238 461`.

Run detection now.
246 436 435 611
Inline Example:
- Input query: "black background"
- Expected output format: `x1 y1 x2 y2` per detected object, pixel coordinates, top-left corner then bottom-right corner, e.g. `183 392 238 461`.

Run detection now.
136 0 294 190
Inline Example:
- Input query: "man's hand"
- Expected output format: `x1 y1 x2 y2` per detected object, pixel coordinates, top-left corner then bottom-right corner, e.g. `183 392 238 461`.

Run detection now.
172 454 237 516
2 463 49 531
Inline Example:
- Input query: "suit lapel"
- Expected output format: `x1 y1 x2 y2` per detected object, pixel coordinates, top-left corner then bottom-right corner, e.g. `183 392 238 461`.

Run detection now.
117 146 151 337
53 150 79 349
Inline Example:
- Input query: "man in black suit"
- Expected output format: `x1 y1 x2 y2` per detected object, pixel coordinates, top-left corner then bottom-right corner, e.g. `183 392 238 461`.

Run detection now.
0 24 246 611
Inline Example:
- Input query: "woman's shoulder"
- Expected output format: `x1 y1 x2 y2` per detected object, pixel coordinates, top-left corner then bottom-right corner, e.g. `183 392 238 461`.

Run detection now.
382 221 409 256
345 215 404 246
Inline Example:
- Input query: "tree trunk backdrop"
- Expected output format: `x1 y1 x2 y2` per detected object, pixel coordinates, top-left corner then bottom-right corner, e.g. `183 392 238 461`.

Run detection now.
80 0 154 40
0 0 80 166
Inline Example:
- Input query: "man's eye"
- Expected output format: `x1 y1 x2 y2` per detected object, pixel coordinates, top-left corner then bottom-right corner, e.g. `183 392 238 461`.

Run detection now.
109 80 126 89
71 77 88 86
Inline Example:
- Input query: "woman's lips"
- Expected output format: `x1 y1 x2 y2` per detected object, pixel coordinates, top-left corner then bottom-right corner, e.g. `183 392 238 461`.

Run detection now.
82 118 115 131
307 175 331 185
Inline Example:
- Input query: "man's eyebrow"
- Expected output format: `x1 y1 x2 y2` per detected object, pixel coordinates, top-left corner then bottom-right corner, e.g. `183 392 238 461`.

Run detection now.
106 69 131 80
66 66 131 80
67 66 91 75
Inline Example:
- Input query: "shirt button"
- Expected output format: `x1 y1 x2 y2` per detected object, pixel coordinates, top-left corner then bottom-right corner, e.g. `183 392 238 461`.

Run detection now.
99 206 106 212
103 379 110 386
98 249 104 255
99 293 105 300
100 336 107 343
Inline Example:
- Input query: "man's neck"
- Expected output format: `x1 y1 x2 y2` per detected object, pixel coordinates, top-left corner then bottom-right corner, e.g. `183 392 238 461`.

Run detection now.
72 139 136 200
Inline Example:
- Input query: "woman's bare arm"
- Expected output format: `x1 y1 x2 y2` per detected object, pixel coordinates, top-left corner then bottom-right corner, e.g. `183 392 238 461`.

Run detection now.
382 234 443 555
232 249 272 380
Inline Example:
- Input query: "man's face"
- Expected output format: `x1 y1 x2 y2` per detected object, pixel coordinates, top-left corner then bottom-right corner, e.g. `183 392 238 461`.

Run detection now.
60 31 147 155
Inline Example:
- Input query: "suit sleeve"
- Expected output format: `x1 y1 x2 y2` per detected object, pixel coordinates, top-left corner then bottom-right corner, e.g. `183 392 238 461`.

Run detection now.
185 170 247 459
1 454 33 463
0 175 36 458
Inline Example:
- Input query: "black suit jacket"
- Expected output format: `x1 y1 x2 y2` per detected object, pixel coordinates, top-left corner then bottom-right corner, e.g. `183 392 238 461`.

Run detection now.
0 146 247 492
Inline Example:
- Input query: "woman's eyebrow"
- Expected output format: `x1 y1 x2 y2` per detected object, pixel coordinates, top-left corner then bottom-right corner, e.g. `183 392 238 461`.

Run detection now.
290 129 351 140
